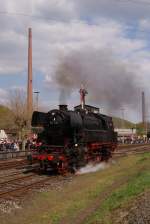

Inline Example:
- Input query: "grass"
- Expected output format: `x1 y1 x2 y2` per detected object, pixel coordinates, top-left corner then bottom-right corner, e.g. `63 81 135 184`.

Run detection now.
1 152 150 224
85 153 150 224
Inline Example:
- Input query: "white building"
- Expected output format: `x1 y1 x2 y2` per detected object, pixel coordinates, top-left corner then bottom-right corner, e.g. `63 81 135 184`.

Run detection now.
0 130 8 140
115 128 137 143
115 128 136 137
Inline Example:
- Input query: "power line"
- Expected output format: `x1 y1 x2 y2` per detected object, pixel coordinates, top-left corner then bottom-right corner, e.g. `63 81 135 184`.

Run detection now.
116 0 150 6
0 11 33 18
0 11 63 24
0 10 90 26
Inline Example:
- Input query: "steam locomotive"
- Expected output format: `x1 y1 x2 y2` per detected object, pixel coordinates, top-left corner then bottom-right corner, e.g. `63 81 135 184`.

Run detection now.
30 103 117 174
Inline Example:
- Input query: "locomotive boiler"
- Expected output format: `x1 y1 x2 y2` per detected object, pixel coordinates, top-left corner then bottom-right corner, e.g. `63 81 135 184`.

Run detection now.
29 88 117 173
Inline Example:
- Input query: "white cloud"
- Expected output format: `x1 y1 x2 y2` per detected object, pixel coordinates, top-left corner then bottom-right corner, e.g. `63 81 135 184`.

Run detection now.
33 0 76 21
0 0 150 121
139 18 150 29
31 19 145 79
74 0 150 23
0 1 147 76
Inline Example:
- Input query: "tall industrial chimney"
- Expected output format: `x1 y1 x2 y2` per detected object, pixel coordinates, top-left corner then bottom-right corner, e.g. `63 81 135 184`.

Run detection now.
142 91 145 124
27 28 33 122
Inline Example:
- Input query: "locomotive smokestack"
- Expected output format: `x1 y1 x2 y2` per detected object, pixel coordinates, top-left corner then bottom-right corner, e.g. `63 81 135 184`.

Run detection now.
27 27 33 122
59 105 68 111
79 85 88 109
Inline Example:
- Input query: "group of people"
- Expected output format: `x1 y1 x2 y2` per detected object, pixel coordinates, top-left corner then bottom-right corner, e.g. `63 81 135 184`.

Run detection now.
0 138 37 152
0 139 20 151
118 137 150 144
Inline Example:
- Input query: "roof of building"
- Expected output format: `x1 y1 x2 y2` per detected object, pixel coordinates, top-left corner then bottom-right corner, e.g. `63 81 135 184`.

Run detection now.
74 104 99 110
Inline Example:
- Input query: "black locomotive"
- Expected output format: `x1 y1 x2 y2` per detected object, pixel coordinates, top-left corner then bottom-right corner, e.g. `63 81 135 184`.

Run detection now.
30 104 117 174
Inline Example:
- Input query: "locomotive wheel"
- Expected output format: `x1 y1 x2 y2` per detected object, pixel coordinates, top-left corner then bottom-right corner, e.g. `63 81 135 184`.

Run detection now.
39 161 47 174
58 160 68 175
101 148 111 161
27 154 33 165
69 165 77 174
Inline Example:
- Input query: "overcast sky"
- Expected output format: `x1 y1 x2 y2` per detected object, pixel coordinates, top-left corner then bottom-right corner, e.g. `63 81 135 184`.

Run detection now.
0 0 150 122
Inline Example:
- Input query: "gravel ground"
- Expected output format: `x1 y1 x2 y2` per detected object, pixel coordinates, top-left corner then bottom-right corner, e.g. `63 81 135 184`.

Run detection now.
0 199 22 214
115 191 150 224
0 174 73 215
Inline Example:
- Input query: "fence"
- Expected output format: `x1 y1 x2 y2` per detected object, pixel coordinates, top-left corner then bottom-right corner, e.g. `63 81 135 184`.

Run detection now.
0 150 31 160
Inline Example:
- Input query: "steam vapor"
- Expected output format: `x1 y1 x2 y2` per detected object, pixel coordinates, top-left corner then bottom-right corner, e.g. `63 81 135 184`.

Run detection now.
54 47 140 111
77 162 109 175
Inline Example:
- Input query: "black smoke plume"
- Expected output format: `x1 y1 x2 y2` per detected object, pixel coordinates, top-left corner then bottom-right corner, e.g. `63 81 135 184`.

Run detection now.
54 47 140 111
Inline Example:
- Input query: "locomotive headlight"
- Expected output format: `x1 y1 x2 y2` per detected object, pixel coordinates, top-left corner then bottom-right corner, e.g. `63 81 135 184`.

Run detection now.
75 144 78 147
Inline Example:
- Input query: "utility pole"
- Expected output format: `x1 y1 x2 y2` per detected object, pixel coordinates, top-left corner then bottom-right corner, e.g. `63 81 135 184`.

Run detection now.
121 108 125 144
27 28 33 125
141 91 148 142
34 91 40 111
142 91 145 124
121 108 125 127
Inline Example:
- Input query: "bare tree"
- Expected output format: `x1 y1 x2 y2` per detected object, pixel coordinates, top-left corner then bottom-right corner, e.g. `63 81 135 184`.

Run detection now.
9 89 28 141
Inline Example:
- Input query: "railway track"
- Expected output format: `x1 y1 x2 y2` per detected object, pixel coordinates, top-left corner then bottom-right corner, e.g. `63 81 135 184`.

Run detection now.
0 173 61 200
114 144 150 157
0 144 148 201
0 159 28 170
0 173 35 185
0 164 72 200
